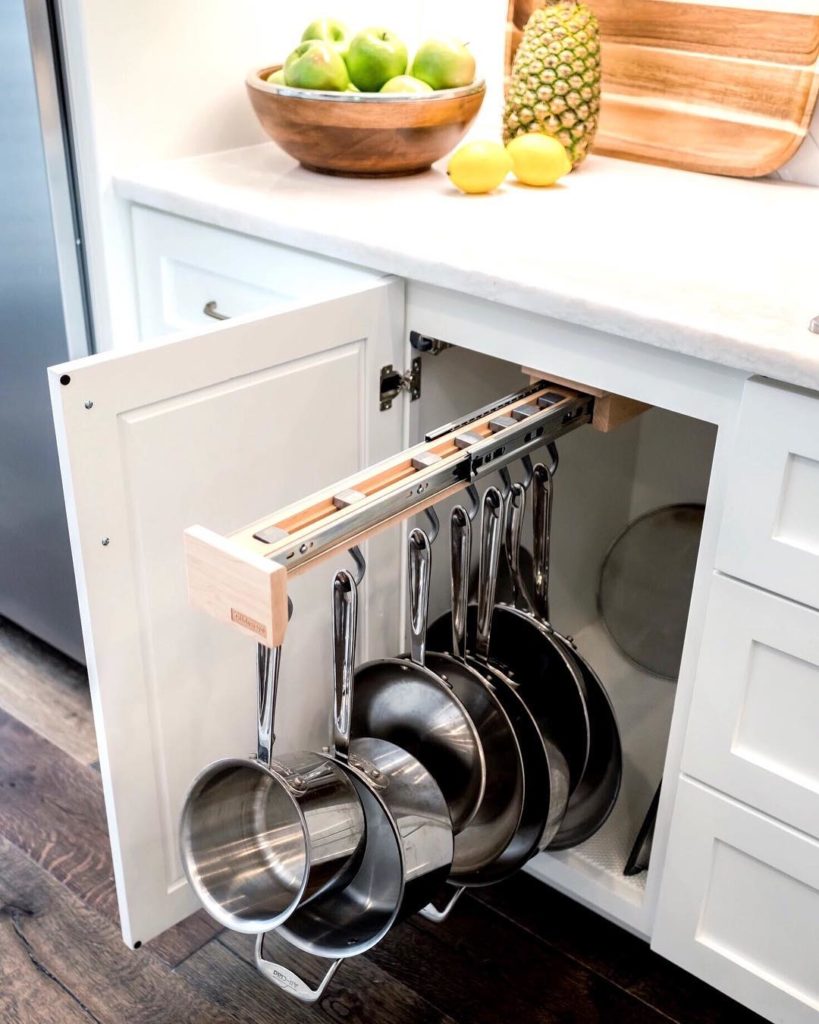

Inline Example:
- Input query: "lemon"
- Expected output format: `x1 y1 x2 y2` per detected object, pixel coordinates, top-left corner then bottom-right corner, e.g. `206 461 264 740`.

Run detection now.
447 141 512 195
506 133 571 187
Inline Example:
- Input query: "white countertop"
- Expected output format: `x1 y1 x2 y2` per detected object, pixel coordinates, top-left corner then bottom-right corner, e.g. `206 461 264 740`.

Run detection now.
116 143 819 390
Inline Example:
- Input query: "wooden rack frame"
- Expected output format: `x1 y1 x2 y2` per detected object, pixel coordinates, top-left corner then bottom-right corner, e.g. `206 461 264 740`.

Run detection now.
184 382 596 647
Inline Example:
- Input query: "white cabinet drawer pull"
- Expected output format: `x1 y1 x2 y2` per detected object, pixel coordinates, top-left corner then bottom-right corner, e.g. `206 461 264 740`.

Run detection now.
203 300 230 321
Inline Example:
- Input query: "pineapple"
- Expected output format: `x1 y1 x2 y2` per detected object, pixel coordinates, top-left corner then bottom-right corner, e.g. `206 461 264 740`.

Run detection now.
503 0 601 167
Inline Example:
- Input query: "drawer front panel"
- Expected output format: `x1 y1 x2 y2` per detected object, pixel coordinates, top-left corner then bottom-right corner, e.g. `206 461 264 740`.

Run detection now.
654 778 819 1023
683 574 819 839
132 206 380 340
717 376 819 609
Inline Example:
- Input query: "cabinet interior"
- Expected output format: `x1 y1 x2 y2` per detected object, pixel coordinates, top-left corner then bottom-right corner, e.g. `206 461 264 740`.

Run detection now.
410 348 717 932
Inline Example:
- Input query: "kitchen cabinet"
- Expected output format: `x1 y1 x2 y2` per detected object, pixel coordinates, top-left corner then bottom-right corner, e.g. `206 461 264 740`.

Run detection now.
50 201 819 1024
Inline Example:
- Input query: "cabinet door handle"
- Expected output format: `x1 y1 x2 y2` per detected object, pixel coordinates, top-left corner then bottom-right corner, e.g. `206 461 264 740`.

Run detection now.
203 300 230 321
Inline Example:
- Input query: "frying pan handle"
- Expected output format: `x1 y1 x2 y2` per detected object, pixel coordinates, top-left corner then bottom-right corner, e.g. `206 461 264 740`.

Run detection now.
419 885 465 923
408 528 432 667
532 463 553 624
257 600 294 763
332 570 357 759
255 933 341 1004
505 482 526 611
476 487 503 660
450 506 471 659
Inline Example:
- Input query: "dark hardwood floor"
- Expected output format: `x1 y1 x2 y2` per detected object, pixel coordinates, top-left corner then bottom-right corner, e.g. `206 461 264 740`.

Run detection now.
0 616 766 1024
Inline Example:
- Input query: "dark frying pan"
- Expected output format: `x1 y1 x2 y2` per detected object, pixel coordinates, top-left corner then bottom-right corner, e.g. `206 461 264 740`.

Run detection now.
528 461 622 850
428 481 591 798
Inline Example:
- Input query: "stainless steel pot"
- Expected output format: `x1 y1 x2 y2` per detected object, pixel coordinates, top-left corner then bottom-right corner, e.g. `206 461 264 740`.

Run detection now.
179 611 366 934
257 569 453 1002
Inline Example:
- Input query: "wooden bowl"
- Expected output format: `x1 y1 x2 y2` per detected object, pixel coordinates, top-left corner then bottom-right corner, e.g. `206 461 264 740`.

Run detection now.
246 66 486 177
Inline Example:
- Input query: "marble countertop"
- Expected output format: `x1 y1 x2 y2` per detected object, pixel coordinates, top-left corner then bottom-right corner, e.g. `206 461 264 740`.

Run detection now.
116 143 819 390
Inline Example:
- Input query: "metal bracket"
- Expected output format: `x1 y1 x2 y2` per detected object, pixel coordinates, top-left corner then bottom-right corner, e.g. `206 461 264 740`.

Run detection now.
379 357 421 411
409 330 452 356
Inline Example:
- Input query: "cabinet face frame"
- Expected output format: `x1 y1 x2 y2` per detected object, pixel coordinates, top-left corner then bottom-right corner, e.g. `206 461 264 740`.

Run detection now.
49 278 407 946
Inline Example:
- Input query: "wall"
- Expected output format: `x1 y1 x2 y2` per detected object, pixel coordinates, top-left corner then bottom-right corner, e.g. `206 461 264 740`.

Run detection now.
777 104 819 186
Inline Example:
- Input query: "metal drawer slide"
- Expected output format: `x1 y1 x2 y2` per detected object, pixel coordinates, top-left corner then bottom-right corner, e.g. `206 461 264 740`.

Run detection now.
184 381 594 647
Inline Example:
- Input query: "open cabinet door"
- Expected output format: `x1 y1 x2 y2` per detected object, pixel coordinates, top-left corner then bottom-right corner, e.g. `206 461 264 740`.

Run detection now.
49 278 407 947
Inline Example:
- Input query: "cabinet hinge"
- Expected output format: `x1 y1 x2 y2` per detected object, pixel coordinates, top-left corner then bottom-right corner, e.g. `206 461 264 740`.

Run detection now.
380 357 421 411
409 330 452 356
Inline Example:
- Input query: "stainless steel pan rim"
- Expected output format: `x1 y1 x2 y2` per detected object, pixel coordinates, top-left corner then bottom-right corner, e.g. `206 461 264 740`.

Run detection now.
180 755 311 933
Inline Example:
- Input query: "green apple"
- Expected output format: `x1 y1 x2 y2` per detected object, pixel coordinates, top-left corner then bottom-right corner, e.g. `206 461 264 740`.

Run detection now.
301 18 349 55
266 68 286 85
411 37 476 90
345 82 360 92
284 40 350 91
345 28 408 92
380 75 433 95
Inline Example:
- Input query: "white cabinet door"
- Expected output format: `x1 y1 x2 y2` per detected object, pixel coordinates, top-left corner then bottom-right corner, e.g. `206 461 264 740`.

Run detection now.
717 376 819 610
653 778 819 1024
49 278 406 947
683 573 819 841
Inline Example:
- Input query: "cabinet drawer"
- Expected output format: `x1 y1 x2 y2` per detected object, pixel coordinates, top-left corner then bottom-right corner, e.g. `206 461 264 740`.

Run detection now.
717 376 819 610
654 778 819 1023
131 206 381 340
683 574 819 841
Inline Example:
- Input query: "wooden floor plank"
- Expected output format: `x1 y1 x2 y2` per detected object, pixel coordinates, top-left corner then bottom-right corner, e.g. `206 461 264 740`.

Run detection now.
474 876 766 1024
368 898 674 1024
221 928 459 1024
0 618 97 766
0 836 244 1024
0 707 221 968
0 900 96 1024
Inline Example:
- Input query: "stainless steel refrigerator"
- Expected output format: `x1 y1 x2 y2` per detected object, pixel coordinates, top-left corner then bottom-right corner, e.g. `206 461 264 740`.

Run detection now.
1 0 92 662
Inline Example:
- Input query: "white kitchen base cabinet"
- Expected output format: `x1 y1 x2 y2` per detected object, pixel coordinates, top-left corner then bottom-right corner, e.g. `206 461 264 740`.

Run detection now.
653 777 819 1024
50 222 819 1022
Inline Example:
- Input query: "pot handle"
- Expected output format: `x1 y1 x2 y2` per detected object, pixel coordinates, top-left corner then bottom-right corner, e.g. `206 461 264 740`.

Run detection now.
332 570 357 759
450 506 471 660
476 487 503 661
408 528 432 668
254 933 341 1005
505 482 526 611
532 462 553 624
419 885 465 924
257 600 294 763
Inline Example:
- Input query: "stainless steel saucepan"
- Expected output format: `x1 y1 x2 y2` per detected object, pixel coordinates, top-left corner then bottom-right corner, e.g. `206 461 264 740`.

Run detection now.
257 569 453 1003
179 604 366 935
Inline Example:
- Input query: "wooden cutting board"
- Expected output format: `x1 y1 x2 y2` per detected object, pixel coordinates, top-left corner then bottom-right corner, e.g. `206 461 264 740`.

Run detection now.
505 0 819 177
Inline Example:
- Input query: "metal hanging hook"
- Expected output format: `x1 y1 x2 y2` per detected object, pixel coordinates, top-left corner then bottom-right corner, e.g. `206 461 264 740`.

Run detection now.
348 545 366 585
546 441 559 476
423 506 440 545
465 484 480 522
